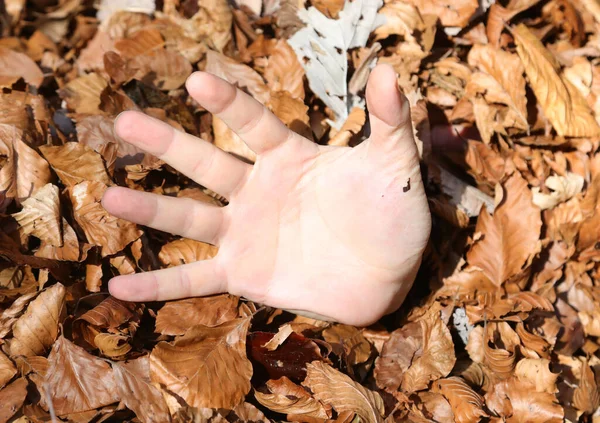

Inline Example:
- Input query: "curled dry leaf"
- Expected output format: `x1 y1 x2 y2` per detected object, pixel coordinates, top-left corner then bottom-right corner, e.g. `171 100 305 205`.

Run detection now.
486 0 541 46
69 181 143 256
373 1 423 41
0 47 44 87
466 173 542 286
328 107 366 147
155 294 239 336
0 378 28 423
85 263 103 293
94 333 132 358
405 0 478 27
13 183 62 247
39 143 112 187
41 336 119 415
58 73 109 115
265 39 305 99
8 283 66 358
112 356 171 423
150 317 253 409
432 377 488 423
302 361 384 423
255 376 330 420
532 172 585 210
513 24 600 137
158 238 218 267
268 91 311 138
114 28 165 58
36 218 90 261
0 350 16 389
514 358 558 394
322 324 371 366
572 361 600 414
133 49 193 91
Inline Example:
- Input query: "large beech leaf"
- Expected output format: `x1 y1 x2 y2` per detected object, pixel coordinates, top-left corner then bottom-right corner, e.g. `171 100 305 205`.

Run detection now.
302 361 384 423
8 283 66 358
112 356 171 423
41 336 119 415
513 24 600 137
0 47 44 87
39 143 112 187
69 181 143 256
155 294 239 336
150 317 253 409
158 238 218 267
13 183 62 247
466 173 542 286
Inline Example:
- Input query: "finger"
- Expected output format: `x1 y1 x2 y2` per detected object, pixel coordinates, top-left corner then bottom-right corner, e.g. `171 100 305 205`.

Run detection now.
114 111 250 198
186 72 294 154
102 187 223 244
108 259 225 301
366 64 418 157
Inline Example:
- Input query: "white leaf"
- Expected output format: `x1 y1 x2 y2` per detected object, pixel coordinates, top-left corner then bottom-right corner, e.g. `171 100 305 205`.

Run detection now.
97 0 155 23
532 173 585 210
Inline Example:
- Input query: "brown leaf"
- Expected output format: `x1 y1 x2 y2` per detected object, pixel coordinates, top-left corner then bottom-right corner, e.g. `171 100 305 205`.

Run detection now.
39 143 112 187
112 356 171 423
265 40 305 99
513 24 600 137
155 295 239 336
41 335 119 415
0 47 44 87
133 49 193 91
255 376 330 420
213 116 257 162
432 377 488 423
373 1 424 41
328 108 366 147
302 361 384 423
206 50 270 104
515 358 558 394
69 181 143 256
322 324 371 366
94 333 132 358
59 73 109 115
114 28 165 58
267 91 311 138
573 361 600 414
85 263 103 292
0 378 28 423
466 173 542 286
13 183 62 247
77 296 138 329
150 317 253 409
36 218 90 262
404 0 478 27
0 350 16 390
8 283 66 358
158 238 218 267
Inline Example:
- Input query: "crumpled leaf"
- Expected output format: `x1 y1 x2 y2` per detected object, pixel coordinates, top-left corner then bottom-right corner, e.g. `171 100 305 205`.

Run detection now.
112 356 171 423
158 238 218 267
255 376 330 420
133 49 193 91
532 172 585 210
40 143 112 187
77 296 138 330
514 358 558 394
8 283 66 358
487 0 541 46
328 107 366 147
466 173 542 286
0 378 28 423
69 181 143 256
94 333 132 358
432 377 488 423
513 24 600 137
13 183 62 247
573 361 600 414
0 47 44 87
59 73 108 115
97 0 155 23
303 361 384 423
405 0 478 27
373 1 423 41
288 0 384 127
322 324 371 366
150 317 253 409
264 39 305 99
40 335 120 415
0 350 16 390
155 295 239 336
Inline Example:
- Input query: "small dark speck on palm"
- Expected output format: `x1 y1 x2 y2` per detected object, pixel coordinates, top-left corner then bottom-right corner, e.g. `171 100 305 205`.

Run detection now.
403 178 411 193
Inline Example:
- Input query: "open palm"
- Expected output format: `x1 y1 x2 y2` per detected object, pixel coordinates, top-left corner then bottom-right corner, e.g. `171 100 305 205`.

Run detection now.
102 64 431 326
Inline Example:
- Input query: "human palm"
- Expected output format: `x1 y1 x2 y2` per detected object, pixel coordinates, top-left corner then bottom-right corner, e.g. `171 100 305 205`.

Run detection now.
102 64 431 326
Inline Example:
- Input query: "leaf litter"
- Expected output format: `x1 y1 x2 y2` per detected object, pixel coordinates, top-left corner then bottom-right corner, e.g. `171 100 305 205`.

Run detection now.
0 0 600 422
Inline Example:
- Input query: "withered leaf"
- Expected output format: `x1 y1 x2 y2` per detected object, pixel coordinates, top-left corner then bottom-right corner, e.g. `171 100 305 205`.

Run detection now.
432 377 488 423
13 183 62 247
94 333 132 358
373 1 424 41
150 317 253 409
255 376 330 420
41 336 119 415
39 143 112 187
322 324 371 366
405 0 478 27
514 358 558 394
302 361 384 423
112 356 171 423
155 294 239 336
158 238 218 267
0 378 28 423
69 181 143 256
466 173 542 286
59 73 109 115
0 350 16 389
573 361 600 414
133 49 193 91
35 218 90 261
9 283 66 358
0 47 44 87
264 40 305 100
77 296 138 329
513 24 600 137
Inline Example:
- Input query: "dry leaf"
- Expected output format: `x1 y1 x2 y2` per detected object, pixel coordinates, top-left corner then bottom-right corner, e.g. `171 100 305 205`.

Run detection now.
265 40 305 99
155 295 239 336
13 183 62 247
59 73 108 115
466 173 542 286
405 0 478 27
255 376 330 420
9 283 66 358
328 107 366 147
514 358 558 394
374 1 424 41
0 378 28 423
322 324 371 366
303 361 384 423
77 296 138 329
69 181 143 256
85 263 103 292
40 143 112 187
513 24 600 137
0 350 16 390
150 318 253 409
432 377 488 423
41 336 119 415
573 361 600 414
213 116 257 162
94 333 132 358
0 47 44 87
158 238 218 267
532 172 585 210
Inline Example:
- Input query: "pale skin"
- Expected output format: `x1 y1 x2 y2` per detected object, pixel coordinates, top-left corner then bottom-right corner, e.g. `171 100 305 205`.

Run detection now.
101 64 432 327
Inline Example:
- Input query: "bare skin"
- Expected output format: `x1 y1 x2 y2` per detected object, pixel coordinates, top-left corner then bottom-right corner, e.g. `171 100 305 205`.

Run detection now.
101 64 431 326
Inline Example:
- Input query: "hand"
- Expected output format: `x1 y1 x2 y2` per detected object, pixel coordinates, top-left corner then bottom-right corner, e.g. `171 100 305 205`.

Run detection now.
101 64 431 326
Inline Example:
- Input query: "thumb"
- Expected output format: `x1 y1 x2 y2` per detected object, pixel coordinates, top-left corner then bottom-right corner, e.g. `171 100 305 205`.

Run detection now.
366 64 417 155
